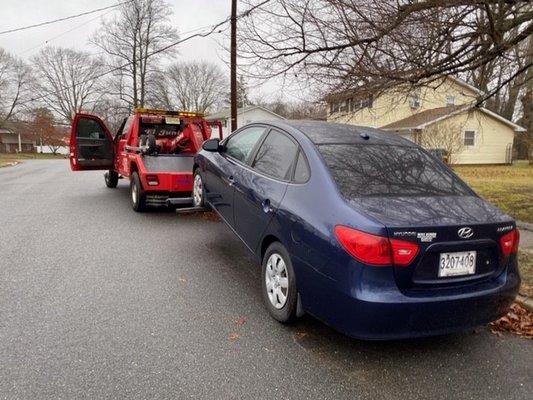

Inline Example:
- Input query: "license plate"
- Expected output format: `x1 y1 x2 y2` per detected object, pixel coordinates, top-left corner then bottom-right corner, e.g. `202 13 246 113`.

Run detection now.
438 251 476 277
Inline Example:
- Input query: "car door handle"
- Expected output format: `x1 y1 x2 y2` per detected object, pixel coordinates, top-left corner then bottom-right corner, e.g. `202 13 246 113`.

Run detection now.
262 199 273 213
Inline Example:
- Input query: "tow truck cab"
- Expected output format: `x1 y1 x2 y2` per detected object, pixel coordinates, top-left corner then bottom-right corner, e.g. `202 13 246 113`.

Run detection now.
69 108 222 211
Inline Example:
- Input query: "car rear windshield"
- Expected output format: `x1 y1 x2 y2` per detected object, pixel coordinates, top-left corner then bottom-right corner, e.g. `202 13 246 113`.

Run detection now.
318 144 472 197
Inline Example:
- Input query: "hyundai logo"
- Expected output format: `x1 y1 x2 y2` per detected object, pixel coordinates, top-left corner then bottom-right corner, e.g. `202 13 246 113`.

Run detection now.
458 227 473 239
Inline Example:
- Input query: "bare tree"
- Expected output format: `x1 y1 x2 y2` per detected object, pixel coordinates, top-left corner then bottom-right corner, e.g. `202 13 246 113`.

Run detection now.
155 61 228 113
420 121 468 164
0 48 31 126
239 0 533 101
31 47 105 123
91 0 179 108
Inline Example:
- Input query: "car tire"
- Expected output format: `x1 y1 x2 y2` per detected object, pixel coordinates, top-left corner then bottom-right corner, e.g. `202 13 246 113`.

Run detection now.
192 169 206 208
104 170 119 188
130 172 146 212
262 242 298 323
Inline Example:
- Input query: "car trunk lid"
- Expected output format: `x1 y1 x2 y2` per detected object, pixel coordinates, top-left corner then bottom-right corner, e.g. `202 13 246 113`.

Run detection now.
348 195 515 290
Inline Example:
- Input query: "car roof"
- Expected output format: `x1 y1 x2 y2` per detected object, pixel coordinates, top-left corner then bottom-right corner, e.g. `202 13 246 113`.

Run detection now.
263 120 416 147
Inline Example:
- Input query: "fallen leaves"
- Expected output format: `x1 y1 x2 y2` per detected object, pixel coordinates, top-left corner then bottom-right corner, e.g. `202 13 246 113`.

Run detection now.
228 316 246 341
201 211 221 222
489 303 533 339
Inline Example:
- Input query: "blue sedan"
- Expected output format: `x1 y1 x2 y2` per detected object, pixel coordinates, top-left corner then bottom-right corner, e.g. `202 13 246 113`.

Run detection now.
192 121 520 339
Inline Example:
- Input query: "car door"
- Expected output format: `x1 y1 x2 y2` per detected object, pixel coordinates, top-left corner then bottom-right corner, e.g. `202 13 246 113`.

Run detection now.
70 113 114 171
205 125 267 227
233 128 299 252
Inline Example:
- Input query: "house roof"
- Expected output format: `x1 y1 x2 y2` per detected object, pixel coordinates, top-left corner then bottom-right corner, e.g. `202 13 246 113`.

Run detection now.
325 75 485 103
206 105 286 120
381 105 526 132
0 130 36 144
447 76 486 96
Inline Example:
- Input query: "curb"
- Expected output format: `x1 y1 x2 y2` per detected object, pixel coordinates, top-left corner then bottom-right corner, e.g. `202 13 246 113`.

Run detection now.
0 161 19 168
516 294 533 312
517 221 533 232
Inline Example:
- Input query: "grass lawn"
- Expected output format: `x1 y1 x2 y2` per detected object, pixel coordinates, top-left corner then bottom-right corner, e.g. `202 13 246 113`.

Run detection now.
454 161 533 297
0 152 65 166
519 250 533 297
454 161 533 224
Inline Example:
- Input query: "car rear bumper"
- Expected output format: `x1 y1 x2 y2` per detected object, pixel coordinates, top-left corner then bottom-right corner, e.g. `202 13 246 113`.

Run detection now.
297 260 520 340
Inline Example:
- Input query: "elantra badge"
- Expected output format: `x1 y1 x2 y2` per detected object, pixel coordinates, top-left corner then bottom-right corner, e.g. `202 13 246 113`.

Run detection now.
458 227 473 239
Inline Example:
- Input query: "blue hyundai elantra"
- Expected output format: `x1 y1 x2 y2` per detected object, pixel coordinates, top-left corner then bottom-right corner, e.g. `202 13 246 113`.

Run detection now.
192 121 520 339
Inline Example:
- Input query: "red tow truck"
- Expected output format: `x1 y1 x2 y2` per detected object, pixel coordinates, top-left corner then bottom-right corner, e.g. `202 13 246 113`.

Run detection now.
69 108 221 211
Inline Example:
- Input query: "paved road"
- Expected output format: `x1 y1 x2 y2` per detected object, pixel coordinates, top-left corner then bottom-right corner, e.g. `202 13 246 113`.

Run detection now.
1 160 531 400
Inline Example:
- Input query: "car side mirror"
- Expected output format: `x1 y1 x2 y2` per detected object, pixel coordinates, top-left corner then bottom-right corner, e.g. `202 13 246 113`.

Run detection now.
202 138 221 152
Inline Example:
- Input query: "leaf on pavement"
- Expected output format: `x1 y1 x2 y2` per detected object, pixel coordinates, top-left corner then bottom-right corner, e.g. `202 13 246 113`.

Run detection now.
228 332 240 341
489 303 533 339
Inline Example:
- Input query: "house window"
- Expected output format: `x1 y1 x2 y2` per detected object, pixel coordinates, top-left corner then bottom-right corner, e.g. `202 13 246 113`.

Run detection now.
409 93 421 109
339 99 348 113
330 102 339 113
446 96 455 106
464 130 475 146
361 94 373 109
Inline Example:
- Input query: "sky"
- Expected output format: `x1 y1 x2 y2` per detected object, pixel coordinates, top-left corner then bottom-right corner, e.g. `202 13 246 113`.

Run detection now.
0 0 291 102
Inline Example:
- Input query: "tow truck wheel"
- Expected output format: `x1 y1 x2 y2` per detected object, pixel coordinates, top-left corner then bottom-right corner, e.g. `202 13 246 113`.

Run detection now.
130 172 146 212
104 170 119 188
192 170 205 208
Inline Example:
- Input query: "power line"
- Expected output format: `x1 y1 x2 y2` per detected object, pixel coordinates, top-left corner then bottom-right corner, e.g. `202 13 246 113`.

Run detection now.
22 1 271 108
22 22 229 106
19 8 118 55
0 1 132 36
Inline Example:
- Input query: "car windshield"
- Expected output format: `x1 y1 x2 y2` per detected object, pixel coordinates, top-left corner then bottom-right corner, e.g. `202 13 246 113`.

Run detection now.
318 144 472 197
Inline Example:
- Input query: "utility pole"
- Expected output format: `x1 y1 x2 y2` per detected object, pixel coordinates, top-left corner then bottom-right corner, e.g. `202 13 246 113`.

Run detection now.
230 0 238 133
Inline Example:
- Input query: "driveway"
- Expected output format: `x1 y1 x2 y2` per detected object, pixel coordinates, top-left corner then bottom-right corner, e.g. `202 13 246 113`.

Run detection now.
0 160 531 400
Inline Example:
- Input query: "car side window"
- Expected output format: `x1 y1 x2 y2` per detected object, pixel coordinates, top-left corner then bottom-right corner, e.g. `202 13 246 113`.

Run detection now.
224 126 266 164
293 150 310 183
77 118 107 140
252 130 298 180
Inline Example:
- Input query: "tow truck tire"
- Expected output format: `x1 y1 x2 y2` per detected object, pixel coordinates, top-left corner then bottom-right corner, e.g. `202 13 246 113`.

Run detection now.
104 170 119 188
130 172 146 212
192 169 206 208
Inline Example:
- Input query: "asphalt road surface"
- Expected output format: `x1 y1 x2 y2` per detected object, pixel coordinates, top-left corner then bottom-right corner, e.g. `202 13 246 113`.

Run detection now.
1 160 531 400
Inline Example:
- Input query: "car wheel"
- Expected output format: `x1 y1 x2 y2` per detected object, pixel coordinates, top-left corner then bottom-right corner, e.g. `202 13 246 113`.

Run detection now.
192 170 205 208
262 242 298 323
104 170 119 188
130 172 146 212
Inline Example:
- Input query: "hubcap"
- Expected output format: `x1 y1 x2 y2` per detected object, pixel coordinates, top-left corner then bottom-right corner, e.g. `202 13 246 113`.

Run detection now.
193 174 203 206
265 253 289 309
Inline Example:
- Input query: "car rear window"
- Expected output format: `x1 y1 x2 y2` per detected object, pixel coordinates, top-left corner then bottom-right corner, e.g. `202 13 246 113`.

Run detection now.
318 144 472 197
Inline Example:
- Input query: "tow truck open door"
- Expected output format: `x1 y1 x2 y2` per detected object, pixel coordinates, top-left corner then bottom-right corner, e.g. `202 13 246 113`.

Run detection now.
70 113 114 171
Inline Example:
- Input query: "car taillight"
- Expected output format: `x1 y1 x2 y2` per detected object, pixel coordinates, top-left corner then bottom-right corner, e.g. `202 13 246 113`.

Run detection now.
500 228 519 257
146 174 159 186
334 226 419 267
390 238 420 266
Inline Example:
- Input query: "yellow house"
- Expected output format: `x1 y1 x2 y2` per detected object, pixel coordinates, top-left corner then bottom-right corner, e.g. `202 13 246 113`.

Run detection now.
326 77 525 164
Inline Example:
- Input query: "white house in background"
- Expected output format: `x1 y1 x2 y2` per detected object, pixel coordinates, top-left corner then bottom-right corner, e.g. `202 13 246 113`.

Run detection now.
206 106 286 137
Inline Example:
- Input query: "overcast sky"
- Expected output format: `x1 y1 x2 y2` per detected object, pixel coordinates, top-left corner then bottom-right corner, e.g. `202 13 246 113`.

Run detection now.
0 0 295 102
